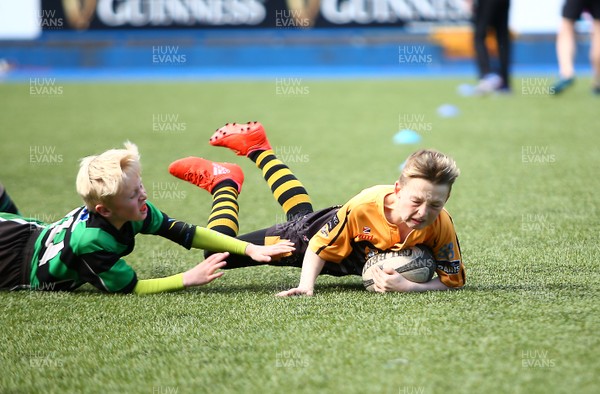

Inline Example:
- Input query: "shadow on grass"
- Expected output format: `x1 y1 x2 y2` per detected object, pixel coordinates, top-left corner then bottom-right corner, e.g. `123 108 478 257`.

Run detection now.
3 282 366 297
465 282 596 293
19 281 593 298
464 283 598 291
195 281 366 295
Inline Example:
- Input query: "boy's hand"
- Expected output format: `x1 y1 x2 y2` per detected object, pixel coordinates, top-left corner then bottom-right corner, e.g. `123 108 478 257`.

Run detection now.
182 252 228 287
276 249 323 297
371 266 414 293
276 286 314 297
245 240 295 262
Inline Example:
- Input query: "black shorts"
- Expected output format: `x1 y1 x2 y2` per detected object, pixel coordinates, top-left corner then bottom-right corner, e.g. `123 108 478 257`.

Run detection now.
562 0 600 20
210 206 365 276
0 215 42 290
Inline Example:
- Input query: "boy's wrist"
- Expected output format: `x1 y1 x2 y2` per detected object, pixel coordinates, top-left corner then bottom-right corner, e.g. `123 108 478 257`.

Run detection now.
403 280 416 292
298 279 315 291
182 270 192 287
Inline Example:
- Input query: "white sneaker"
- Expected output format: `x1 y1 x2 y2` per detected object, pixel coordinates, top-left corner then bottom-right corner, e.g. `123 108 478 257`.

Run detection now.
475 74 503 95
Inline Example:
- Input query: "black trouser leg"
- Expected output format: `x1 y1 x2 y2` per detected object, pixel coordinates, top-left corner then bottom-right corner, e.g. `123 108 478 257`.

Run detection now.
493 0 511 88
474 0 494 79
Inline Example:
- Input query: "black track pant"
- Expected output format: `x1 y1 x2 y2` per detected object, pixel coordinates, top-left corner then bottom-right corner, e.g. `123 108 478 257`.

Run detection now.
473 0 511 89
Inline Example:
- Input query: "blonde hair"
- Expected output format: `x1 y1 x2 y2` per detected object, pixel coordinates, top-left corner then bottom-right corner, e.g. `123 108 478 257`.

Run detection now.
400 149 460 192
76 142 141 210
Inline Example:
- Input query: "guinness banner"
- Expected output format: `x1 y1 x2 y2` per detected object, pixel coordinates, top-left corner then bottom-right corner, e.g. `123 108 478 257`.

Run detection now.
42 0 469 30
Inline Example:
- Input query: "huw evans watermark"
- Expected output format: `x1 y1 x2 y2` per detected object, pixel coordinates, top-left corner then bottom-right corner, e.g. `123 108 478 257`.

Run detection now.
29 78 63 96
152 113 187 132
521 213 556 233
521 349 556 368
151 182 187 200
152 386 179 394
29 145 63 165
152 46 187 64
398 45 433 64
521 146 556 164
275 78 310 96
275 350 309 368
273 212 311 233
521 78 555 96
398 317 432 336
275 9 310 28
25 351 64 368
151 249 181 267
398 113 432 133
274 145 309 163
38 9 64 29
399 387 426 394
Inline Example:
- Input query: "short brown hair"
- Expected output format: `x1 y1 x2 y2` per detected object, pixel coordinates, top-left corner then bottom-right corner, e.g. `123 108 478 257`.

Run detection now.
399 149 460 191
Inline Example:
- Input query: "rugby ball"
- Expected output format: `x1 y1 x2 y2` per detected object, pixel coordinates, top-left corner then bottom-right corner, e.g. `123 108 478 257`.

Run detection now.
362 245 436 292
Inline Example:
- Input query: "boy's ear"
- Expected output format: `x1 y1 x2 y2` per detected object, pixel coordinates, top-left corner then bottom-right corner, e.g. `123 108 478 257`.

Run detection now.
95 204 112 218
394 180 402 194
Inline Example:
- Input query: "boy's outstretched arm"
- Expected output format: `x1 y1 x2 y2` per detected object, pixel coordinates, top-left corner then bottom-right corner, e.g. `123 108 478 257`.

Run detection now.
132 252 228 295
156 214 294 262
371 267 461 293
190 226 295 262
276 249 325 297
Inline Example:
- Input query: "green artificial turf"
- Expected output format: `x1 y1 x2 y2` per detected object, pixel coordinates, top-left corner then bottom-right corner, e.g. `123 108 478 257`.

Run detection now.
0 78 598 394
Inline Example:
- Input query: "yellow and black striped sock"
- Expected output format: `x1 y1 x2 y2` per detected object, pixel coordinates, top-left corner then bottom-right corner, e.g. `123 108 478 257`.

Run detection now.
251 149 313 219
207 181 240 237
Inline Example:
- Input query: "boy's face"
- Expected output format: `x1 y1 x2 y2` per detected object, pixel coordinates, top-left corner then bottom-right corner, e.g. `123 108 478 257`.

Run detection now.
97 173 148 229
394 177 450 230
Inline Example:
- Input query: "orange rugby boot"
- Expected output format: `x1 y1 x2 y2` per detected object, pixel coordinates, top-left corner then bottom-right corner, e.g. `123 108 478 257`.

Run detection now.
168 157 244 194
209 121 272 157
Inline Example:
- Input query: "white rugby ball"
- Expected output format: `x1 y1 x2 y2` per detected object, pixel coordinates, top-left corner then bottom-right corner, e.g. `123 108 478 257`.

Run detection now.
362 245 436 292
